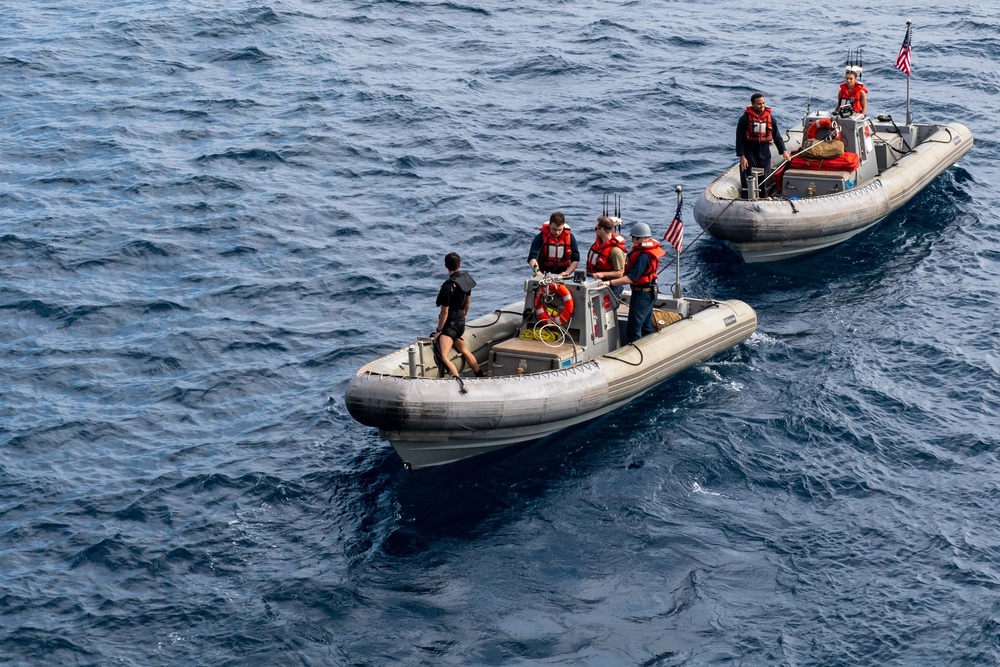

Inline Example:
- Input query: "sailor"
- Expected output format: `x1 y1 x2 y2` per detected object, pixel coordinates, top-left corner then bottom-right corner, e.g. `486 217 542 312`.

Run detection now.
527 212 580 278
836 68 868 116
736 93 791 199
434 252 486 378
605 223 666 344
586 216 627 299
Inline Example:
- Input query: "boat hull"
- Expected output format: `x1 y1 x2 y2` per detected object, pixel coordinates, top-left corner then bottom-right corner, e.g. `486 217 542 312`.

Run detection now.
346 299 757 468
693 122 973 262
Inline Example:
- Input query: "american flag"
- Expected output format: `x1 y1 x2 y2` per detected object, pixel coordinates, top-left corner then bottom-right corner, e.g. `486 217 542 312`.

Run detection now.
663 197 684 253
895 24 912 76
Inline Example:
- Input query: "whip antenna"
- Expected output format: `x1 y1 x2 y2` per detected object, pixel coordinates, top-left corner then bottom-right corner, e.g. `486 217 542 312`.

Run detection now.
806 67 821 115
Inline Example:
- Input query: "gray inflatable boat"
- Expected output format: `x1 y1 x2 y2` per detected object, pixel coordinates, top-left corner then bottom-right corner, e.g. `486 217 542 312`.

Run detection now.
346 276 756 469
694 109 973 262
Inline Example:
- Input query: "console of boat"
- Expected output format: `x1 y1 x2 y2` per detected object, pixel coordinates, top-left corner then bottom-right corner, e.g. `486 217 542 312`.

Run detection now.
346 271 756 469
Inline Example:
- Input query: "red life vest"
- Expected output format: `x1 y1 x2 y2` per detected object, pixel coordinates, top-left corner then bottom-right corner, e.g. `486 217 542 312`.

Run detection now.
539 223 573 272
623 239 666 287
838 82 868 114
586 234 627 273
744 106 773 143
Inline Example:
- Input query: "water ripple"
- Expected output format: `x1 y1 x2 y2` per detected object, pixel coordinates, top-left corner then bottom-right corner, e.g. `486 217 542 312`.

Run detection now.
0 0 997 664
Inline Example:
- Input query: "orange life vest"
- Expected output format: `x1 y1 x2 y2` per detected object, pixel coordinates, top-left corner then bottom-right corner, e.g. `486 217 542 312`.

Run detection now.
623 239 666 287
838 82 868 114
586 234 627 273
744 106 773 143
538 223 573 272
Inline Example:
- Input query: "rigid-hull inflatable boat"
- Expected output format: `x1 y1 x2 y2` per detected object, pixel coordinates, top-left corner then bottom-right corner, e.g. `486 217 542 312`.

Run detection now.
694 110 972 263
346 276 756 469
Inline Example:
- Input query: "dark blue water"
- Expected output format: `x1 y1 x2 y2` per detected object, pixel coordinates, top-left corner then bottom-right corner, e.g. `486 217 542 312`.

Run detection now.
2 2 998 664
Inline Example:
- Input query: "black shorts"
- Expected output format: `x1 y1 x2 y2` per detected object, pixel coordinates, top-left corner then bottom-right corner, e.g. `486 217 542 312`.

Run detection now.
440 318 466 340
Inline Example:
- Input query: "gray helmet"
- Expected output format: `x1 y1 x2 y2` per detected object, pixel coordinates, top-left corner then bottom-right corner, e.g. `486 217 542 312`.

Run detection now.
630 222 652 238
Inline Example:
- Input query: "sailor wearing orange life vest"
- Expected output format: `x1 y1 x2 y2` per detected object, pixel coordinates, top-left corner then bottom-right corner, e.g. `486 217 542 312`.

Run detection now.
587 216 627 298
836 68 868 116
604 222 666 344
527 211 581 277
736 93 791 199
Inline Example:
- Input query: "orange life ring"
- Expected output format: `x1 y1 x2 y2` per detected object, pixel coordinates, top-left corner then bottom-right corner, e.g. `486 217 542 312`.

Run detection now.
534 282 575 326
806 118 842 143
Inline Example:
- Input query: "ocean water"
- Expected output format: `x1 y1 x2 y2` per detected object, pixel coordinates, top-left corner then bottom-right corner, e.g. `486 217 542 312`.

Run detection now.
1 1 998 664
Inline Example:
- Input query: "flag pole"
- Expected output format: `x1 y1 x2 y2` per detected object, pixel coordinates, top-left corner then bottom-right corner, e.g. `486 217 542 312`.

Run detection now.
905 20 912 125
673 185 682 299
906 71 911 125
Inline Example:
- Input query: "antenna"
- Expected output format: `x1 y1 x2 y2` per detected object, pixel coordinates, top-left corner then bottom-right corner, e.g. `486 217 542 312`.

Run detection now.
806 66 821 114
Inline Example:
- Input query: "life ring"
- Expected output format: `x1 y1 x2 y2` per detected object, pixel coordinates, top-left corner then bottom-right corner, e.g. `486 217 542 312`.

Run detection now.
534 282 574 326
806 118 842 143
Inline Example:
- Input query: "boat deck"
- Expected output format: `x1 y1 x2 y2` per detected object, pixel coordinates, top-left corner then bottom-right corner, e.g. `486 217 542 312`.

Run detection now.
491 336 578 362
